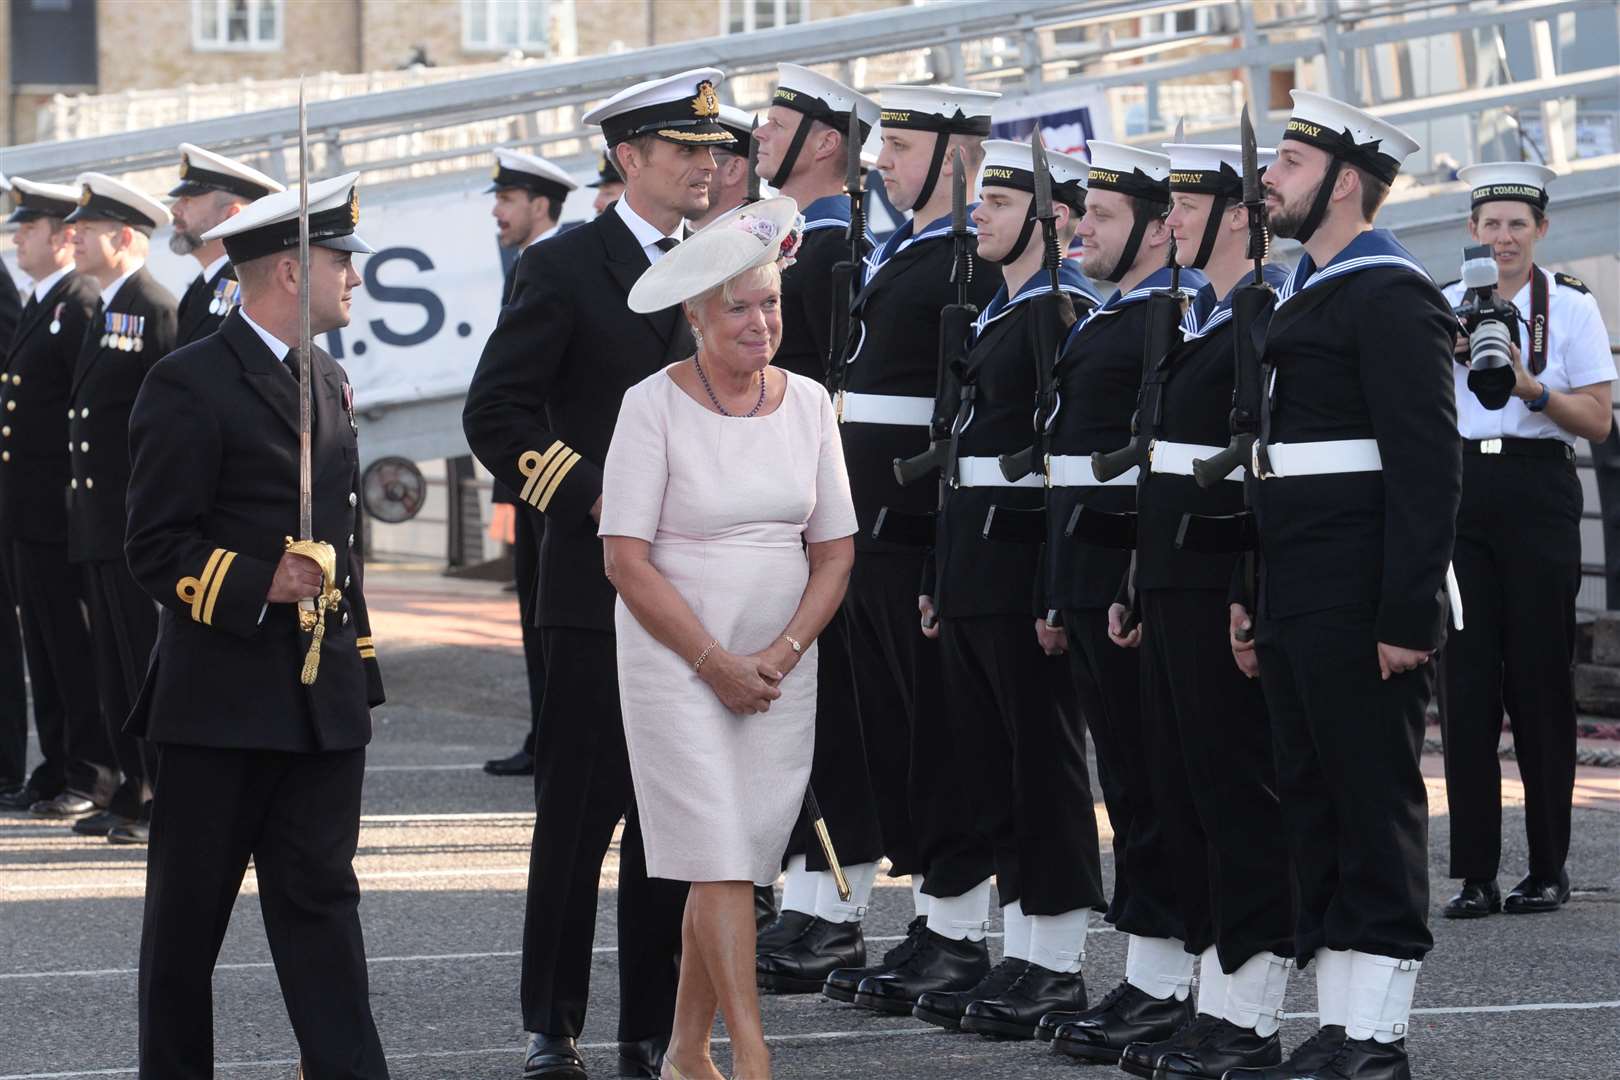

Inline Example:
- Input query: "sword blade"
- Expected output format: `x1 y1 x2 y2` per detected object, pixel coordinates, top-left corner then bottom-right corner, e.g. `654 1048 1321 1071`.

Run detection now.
297 77 313 543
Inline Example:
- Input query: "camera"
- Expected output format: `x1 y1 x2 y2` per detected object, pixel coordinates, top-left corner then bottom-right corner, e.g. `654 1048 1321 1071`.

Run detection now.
1452 243 1522 410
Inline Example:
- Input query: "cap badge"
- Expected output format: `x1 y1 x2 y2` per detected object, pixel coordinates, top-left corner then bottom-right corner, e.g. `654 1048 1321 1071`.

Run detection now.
78 186 92 207
179 155 191 178
690 81 720 119
348 188 360 226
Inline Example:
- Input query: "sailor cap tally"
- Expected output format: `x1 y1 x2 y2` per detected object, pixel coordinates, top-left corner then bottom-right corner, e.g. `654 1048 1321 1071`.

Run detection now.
1281 90 1420 184
170 143 285 201
6 177 82 224
628 196 802 314
1085 142 1172 203
487 148 579 202
583 67 736 148
587 148 623 189
877 84 999 135
65 173 173 233
1457 161 1557 210
715 105 757 156
201 171 373 264
977 139 1089 209
773 63 880 137
1164 143 1277 199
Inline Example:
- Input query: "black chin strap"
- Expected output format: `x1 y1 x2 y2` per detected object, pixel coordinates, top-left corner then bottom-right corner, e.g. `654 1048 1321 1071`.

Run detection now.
1291 157 1343 244
771 113 816 189
912 132 953 213
1103 203 1157 283
1190 195 1228 270
995 200 1039 265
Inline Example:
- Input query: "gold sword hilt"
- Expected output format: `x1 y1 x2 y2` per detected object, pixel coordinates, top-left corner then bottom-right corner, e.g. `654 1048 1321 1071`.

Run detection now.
285 537 342 685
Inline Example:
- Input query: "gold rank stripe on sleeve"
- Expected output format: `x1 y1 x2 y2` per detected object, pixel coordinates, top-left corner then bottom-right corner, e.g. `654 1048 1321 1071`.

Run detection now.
356 635 377 660
517 442 583 513
175 548 237 626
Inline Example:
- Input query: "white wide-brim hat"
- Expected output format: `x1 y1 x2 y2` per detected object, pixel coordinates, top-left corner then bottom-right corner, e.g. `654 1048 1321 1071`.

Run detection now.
628 196 802 314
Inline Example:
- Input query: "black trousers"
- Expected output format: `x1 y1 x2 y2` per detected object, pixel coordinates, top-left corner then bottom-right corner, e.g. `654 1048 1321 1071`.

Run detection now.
843 551 953 887
138 744 387 1080
521 627 685 1039
83 558 159 817
940 614 1102 914
513 507 546 754
0 544 36 786
11 541 101 797
785 606 885 871
1255 604 1433 963
1062 607 1182 936
1139 589 1293 970
1442 453 1581 881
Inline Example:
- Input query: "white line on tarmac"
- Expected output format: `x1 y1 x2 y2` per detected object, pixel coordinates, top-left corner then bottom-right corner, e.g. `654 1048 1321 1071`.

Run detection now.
363 763 486 773
6 1007 1620 1080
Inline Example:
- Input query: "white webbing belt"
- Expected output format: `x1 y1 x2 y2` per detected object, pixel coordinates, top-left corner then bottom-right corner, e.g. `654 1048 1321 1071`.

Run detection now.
1046 454 1139 488
1150 441 1239 481
836 391 933 426
1258 438 1382 478
955 457 1043 489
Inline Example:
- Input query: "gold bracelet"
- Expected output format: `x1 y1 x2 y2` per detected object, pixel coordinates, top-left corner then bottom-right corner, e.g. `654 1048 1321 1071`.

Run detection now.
781 633 803 655
693 639 719 673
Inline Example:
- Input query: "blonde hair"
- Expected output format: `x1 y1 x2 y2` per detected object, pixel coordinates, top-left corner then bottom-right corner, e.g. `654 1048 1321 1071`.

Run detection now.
683 260 782 323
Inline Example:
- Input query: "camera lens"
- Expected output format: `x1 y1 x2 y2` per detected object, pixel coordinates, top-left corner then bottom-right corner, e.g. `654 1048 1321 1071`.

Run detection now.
1469 319 1513 371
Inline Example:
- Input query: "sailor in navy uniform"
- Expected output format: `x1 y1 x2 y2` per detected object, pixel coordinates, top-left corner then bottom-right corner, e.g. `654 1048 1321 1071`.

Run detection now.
1039 142 1208 1066
1223 92 1462 1080
1108 141 1296 1080
818 82 1005 1016
749 62 888 993
906 140 1104 1039
588 149 626 217
0 179 103 814
125 171 389 1080
463 68 735 1080
484 147 580 779
686 104 757 230
1438 162 1614 921
31 175 176 835
168 143 285 346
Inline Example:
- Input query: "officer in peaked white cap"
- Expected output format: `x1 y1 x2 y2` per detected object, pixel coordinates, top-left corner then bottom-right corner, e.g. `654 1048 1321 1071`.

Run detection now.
202 171 374 262
1224 91 1459 1080
689 103 758 229
587 146 625 217
169 143 287 346
65 171 172 234
1437 159 1613 928
489 147 579 296
583 66 736 149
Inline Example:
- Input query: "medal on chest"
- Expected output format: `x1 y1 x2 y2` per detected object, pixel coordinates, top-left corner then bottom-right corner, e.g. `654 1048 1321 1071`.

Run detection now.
342 381 358 435
49 302 64 336
101 313 145 352
208 278 240 316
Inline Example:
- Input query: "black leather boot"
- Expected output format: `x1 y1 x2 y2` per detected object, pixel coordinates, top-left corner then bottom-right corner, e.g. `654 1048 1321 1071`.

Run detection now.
1441 879 1500 919
754 884 779 929
756 909 815 956
1223 1026 1349 1079
757 916 865 993
1049 980 1193 1065
1145 1016 1281 1078
823 915 925 1003
961 963 1088 1041
913 957 1028 1032
852 930 990 1015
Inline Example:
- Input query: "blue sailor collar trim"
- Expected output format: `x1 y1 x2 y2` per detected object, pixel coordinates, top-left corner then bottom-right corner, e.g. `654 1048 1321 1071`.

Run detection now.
863 206 978 284
1063 263 1206 348
972 261 1097 334
800 194 852 232
1275 227 1429 308
1184 263 1292 340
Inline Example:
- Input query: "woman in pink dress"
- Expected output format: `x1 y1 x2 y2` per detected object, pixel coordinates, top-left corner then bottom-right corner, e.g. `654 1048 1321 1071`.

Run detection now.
600 198 857 1080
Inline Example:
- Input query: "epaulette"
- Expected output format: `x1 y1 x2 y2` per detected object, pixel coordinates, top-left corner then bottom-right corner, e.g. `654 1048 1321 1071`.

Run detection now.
1554 271 1590 295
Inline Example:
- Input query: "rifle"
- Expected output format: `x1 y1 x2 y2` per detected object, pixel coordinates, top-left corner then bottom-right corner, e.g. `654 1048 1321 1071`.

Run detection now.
825 108 865 397
1183 104 1274 643
892 148 977 487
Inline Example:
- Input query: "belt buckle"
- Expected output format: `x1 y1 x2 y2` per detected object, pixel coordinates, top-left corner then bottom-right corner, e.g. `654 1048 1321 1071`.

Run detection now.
1043 452 1053 488
834 390 846 423
1146 439 1158 471
1481 437 1503 455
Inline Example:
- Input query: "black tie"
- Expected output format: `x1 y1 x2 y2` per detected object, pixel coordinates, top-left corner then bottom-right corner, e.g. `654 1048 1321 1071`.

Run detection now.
655 237 679 253
179 274 210 324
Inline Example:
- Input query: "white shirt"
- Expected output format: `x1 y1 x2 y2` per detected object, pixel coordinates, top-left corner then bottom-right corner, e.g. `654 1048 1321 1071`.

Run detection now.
197 252 230 285
525 223 561 250
31 265 71 303
614 195 683 266
99 260 145 309
239 307 292 361
1444 266 1615 445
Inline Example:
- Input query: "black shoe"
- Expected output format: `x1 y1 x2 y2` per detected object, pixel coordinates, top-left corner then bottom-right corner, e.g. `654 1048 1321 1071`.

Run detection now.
1222 1026 1348 1079
1442 879 1500 919
31 792 97 818
1036 1007 1083 1043
756 908 815 956
1502 870 1571 914
961 962 1088 1041
851 930 990 1015
523 1033 586 1079
0 782 50 812
1144 1016 1281 1078
754 883 778 930
72 810 127 837
108 821 150 845
1280 1035 1410 1080
823 915 926 1004
758 916 865 994
485 749 535 777
615 1037 664 1078
1050 980 1193 1065
913 957 1028 1032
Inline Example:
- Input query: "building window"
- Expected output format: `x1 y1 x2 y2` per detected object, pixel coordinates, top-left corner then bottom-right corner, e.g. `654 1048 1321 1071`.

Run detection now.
463 0 551 53
191 0 283 52
722 0 809 36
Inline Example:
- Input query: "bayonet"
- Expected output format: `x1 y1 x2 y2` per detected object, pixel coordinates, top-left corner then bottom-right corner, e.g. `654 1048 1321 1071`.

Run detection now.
824 107 865 399
745 114 762 204
1031 128 1060 294
1240 103 1266 283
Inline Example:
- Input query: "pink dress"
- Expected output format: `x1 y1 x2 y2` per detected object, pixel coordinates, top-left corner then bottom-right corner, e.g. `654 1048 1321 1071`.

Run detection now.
599 366 858 884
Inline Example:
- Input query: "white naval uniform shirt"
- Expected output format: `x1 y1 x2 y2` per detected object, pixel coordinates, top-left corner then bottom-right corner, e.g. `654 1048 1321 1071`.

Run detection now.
1443 266 1615 446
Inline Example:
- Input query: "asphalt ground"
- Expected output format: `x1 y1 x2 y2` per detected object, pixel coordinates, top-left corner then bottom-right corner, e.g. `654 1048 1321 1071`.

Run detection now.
2 567 1617 1080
